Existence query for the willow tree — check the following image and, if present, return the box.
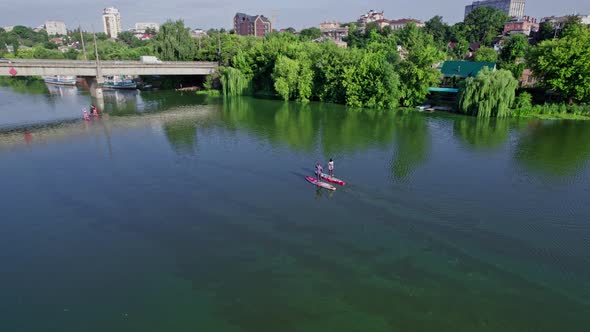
[220,67,250,96]
[458,68,518,118]
[153,20,195,61]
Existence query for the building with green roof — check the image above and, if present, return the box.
[440,61,496,79]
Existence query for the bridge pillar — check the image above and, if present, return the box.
[86,77,104,110]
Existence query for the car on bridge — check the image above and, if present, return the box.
[0,58,13,63]
[140,56,162,64]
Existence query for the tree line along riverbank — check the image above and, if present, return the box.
[2,8,589,119]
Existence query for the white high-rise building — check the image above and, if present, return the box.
[465,0,526,19]
[134,22,159,33]
[102,7,122,39]
[44,21,67,35]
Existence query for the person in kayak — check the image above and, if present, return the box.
[90,105,100,116]
[315,163,323,182]
[328,158,334,177]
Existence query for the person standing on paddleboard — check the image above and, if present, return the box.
[328,158,334,177]
[315,163,323,182]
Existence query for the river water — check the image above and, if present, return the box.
[1,82,589,331]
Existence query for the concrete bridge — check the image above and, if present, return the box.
[0,59,218,77]
[0,59,218,108]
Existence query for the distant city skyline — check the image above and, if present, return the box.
[1,0,589,32]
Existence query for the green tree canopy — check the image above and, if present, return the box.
[474,46,498,62]
[153,20,196,61]
[499,34,529,79]
[63,47,79,60]
[534,17,584,43]
[145,27,158,35]
[500,34,528,62]
[527,23,590,103]
[43,41,58,50]
[395,24,445,106]
[117,31,146,48]
[0,25,48,48]
[452,39,470,59]
[272,55,313,102]
[96,32,109,41]
[463,7,509,45]
[299,27,321,40]
[560,16,586,36]
[536,21,556,42]
[342,49,400,109]
[514,92,532,109]
[449,22,467,42]
[424,16,451,45]
[458,68,518,117]
[219,67,250,96]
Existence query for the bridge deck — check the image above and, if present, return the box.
[0,60,218,77]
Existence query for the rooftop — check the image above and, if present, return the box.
[441,61,496,78]
[235,13,271,23]
[389,18,423,25]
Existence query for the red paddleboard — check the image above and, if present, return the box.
[320,173,346,186]
[305,176,336,191]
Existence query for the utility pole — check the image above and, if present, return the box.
[92,31,103,84]
[271,9,279,31]
[553,22,561,39]
[79,26,87,60]
[90,27,104,109]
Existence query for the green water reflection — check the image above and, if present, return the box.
[392,111,430,180]
[0,77,49,95]
[102,93,590,179]
[515,120,590,176]
[453,117,510,151]
[163,120,198,154]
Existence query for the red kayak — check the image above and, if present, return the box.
[320,173,346,186]
[305,176,336,191]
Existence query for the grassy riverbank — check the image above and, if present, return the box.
[512,103,590,121]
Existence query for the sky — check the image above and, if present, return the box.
[1,0,589,32]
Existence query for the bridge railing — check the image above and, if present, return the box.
[4,59,97,65]
[2,59,218,67]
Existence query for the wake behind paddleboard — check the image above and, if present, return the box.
[305,176,336,191]
[320,173,346,186]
